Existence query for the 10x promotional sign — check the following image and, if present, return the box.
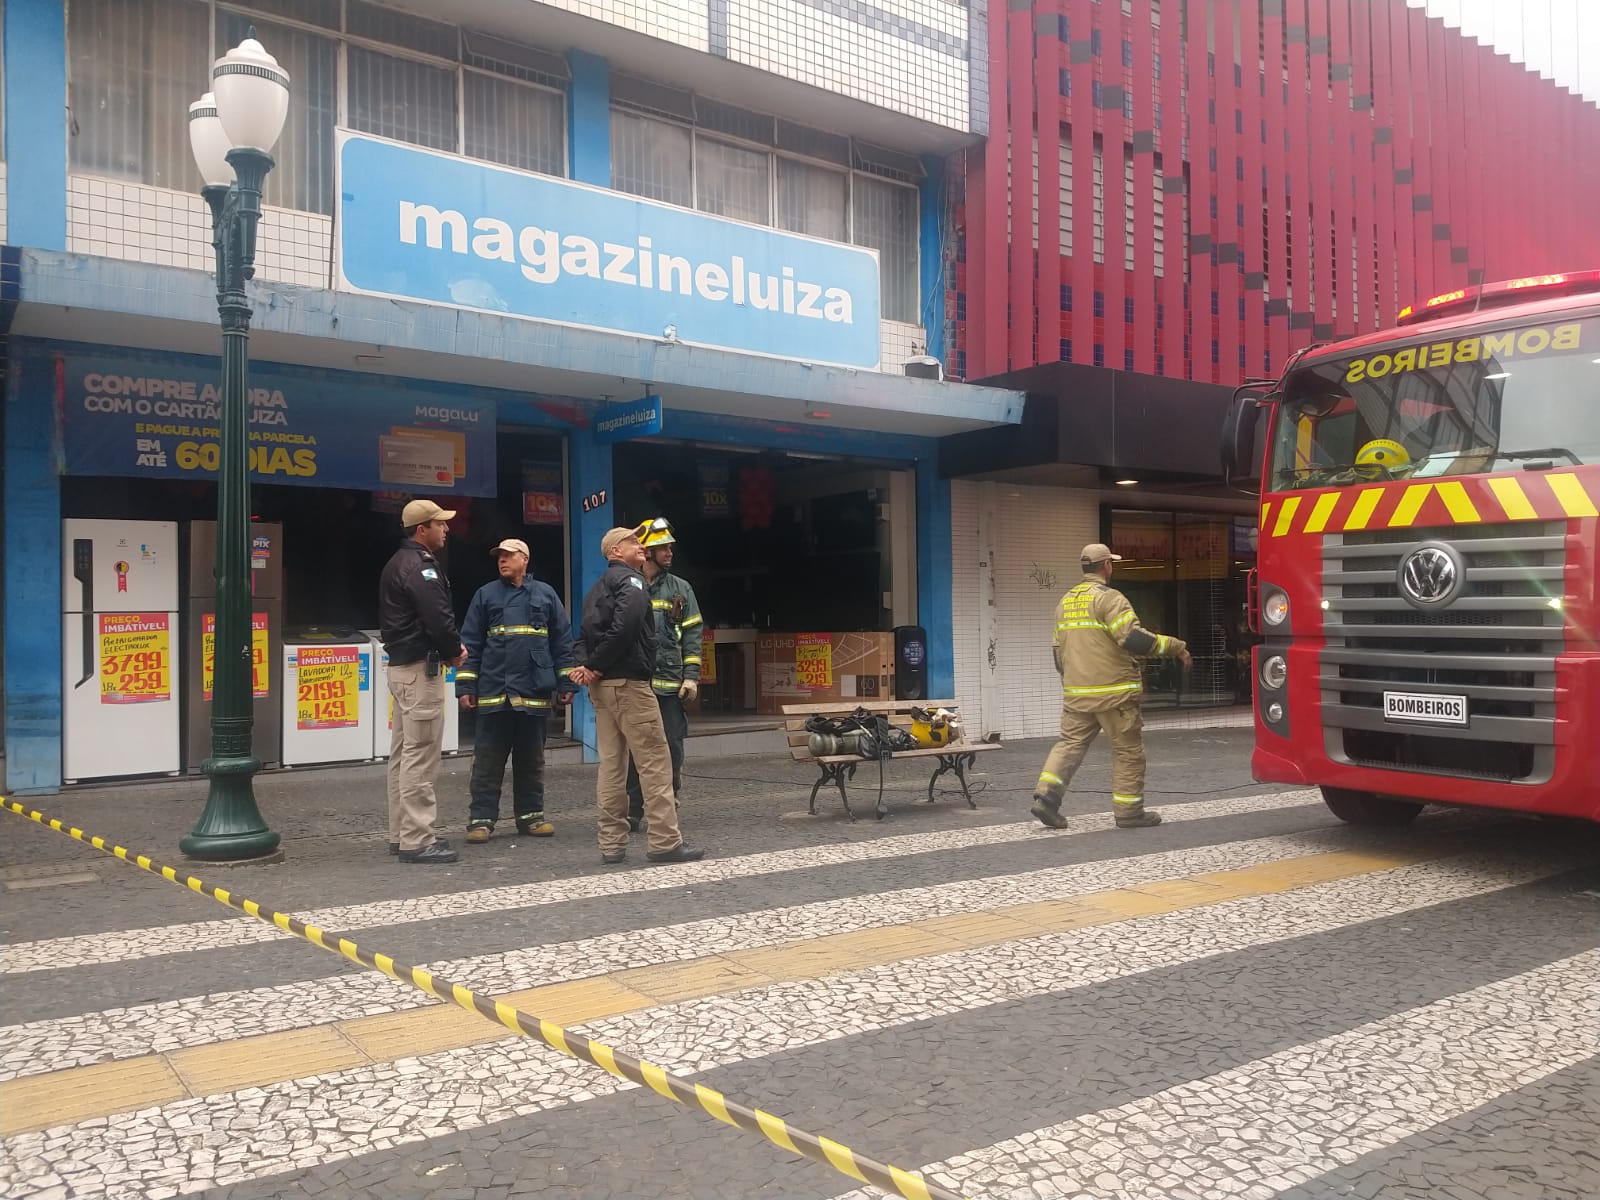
[335,131,883,369]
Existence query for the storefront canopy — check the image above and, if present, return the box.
[941,360,1240,487]
[5,248,1023,439]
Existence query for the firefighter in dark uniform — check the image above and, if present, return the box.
[379,499,467,864]
[624,517,703,832]
[1030,542,1192,831]
[570,525,707,866]
[456,538,578,843]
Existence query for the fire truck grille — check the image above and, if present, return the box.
[1318,520,1565,784]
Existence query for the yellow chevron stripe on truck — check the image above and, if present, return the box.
[1260,473,1599,536]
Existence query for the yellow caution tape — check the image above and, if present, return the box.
[0,797,960,1200]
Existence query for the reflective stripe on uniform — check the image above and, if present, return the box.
[1112,793,1144,806]
[651,599,674,611]
[679,614,703,629]
[1057,619,1108,632]
[1062,681,1143,696]
[455,670,478,682]
[1155,634,1169,654]
[682,656,701,666]
[1038,771,1063,787]
[651,678,682,692]
[475,694,552,710]
[487,624,549,638]
[1108,610,1135,631]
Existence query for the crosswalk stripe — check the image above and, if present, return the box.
[830,949,1600,1200]
[0,823,1394,1084]
[0,847,1577,1198]
[0,842,1433,1131]
[0,789,1319,976]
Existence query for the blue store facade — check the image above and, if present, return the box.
[1,0,1020,791]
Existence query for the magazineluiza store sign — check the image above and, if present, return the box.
[335,131,883,369]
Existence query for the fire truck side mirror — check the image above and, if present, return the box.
[1221,388,1269,492]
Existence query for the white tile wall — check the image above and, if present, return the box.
[951,479,1101,740]
[534,0,710,53]
[878,319,926,372]
[726,0,970,131]
[66,175,331,288]
[0,162,8,245]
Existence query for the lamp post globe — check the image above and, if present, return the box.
[179,31,289,862]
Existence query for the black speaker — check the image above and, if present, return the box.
[893,625,929,700]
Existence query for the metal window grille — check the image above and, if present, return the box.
[463,72,564,177]
[610,108,692,207]
[347,45,458,153]
[853,174,918,322]
[694,136,770,226]
[777,157,847,242]
[68,0,210,191]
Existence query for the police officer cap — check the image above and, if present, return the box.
[402,499,456,527]
[1081,542,1125,565]
[600,526,641,557]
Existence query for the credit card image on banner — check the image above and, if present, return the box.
[379,432,456,487]
[391,426,466,480]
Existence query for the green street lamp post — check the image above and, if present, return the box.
[180,32,291,861]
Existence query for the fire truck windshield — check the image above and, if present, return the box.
[1269,315,1600,490]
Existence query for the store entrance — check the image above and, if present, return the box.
[1104,508,1259,709]
[611,440,917,720]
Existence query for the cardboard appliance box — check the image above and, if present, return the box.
[756,632,895,715]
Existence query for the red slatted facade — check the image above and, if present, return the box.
[953,1,1600,389]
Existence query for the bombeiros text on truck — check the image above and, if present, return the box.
[1221,272,1600,825]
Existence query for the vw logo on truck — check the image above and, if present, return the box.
[1397,543,1465,609]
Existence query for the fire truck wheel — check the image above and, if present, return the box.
[1321,786,1424,827]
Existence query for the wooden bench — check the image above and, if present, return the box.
[782,699,1003,821]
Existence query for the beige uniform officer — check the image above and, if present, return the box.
[1031,542,1192,831]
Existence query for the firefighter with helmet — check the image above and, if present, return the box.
[1030,543,1193,831]
[624,517,704,832]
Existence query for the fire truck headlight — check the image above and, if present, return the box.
[1261,654,1288,691]
[1266,701,1285,723]
[1262,591,1290,626]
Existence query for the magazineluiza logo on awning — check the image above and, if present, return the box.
[399,202,859,326]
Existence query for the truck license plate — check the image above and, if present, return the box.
[1382,691,1468,726]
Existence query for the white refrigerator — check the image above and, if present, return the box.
[366,631,460,759]
[62,519,183,782]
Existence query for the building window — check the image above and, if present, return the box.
[68,0,210,192]
[69,0,568,217]
[464,71,565,177]
[695,137,771,227]
[612,101,920,323]
[610,109,693,207]
[853,174,919,322]
[777,158,847,242]
[348,45,458,153]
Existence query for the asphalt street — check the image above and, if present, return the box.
[1,726,1596,1200]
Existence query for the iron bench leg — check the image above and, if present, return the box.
[928,752,981,809]
[810,761,858,821]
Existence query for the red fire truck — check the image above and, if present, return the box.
[1221,272,1600,825]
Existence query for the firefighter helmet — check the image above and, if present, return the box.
[636,517,676,548]
[1354,438,1410,475]
[909,706,962,749]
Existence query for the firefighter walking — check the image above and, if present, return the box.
[1031,543,1192,830]
[624,517,703,832]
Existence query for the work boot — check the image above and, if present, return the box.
[1114,808,1163,829]
[517,814,555,837]
[1029,794,1069,829]
[601,850,627,865]
[465,823,493,844]
[388,841,399,855]
[645,843,706,864]
[399,840,459,864]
